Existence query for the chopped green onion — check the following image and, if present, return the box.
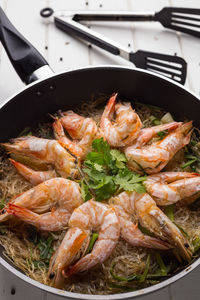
[193,236,200,254]
[18,126,32,137]
[155,253,167,276]
[185,154,198,160]
[132,160,147,175]
[181,159,197,169]
[37,234,54,260]
[139,254,151,283]
[0,198,6,210]
[86,233,98,254]
[157,130,167,140]
[164,204,175,222]
[163,205,189,237]
[149,116,161,126]
[26,226,38,244]
[138,224,155,237]
[191,165,197,172]
[190,140,197,146]
[110,263,137,282]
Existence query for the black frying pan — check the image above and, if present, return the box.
[0,6,200,300]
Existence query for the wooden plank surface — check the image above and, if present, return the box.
[0,0,200,299]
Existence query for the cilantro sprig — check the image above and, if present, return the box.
[80,138,146,202]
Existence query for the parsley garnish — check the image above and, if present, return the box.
[80,138,146,202]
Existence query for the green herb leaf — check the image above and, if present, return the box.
[110,149,127,169]
[91,138,115,169]
[82,138,146,201]
[114,168,146,193]
[81,180,93,202]
[85,152,105,166]
[94,178,116,202]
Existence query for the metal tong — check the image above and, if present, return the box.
[40,7,189,84]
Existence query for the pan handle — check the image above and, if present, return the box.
[0,7,53,84]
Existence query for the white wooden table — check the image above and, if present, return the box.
[0,0,200,299]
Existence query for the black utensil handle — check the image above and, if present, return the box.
[54,17,120,56]
[0,7,49,84]
[73,12,155,22]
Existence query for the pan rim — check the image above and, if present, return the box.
[0,65,199,110]
[0,64,200,299]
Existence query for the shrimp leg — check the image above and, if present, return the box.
[10,159,57,185]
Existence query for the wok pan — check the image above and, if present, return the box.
[0,6,200,300]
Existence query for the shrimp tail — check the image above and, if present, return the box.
[6,203,38,225]
[104,93,118,117]
[53,119,66,141]
[64,255,92,278]
[177,121,193,146]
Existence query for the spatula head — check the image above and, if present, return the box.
[155,7,200,38]
[130,50,187,85]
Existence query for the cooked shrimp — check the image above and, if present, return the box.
[3,178,83,231]
[1,136,78,179]
[125,121,193,174]
[133,192,192,261]
[144,172,200,205]
[49,199,120,288]
[100,93,142,147]
[53,111,97,159]
[111,192,171,250]
[10,159,57,185]
[133,122,181,148]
